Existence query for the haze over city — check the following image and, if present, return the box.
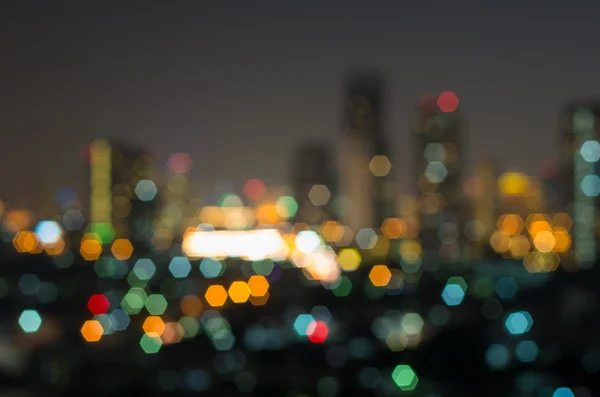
[3,1,600,201]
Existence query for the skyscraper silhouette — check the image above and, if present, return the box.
[338,71,393,233]
[413,92,468,268]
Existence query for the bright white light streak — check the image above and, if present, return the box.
[182,229,288,260]
[295,230,321,253]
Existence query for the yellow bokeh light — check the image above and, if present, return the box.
[508,235,531,258]
[498,172,529,196]
[205,285,228,307]
[228,281,251,303]
[552,228,571,253]
[523,251,560,273]
[381,218,406,239]
[81,320,104,342]
[80,234,103,261]
[111,238,133,260]
[337,248,361,271]
[497,214,524,235]
[490,231,510,253]
[143,316,166,337]
[247,275,269,297]
[533,230,556,253]
[369,265,392,287]
[369,155,392,177]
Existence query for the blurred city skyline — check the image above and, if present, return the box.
[3,1,600,201]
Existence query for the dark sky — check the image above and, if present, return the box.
[2,1,600,203]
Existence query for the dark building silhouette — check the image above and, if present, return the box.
[413,92,469,268]
[292,143,336,225]
[338,71,394,232]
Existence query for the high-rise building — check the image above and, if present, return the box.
[88,138,159,249]
[338,71,394,233]
[559,102,600,268]
[292,143,335,225]
[413,92,467,267]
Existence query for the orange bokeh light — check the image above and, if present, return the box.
[228,281,251,303]
[381,218,406,239]
[143,316,166,337]
[205,285,228,307]
[111,238,133,260]
[247,275,269,297]
[81,320,104,342]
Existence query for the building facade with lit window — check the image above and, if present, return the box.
[88,138,159,250]
[413,92,469,267]
[559,102,600,268]
[338,71,394,233]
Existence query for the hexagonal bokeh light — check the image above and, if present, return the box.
[34,220,62,245]
[133,258,156,281]
[437,91,459,113]
[134,179,158,201]
[200,258,225,279]
[424,162,448,183]
[505,311,533,335]
[369,155,391,177]
[485,343,510,370]
[293,314,315,337]
[307,320,329,343]
[515,340,539,362]
[308,184,331,206]
[391,364,418,391]
[441,283,465,306]
[18,309,42,333]
[355,228,378,250]
[580,140,600,163]
[169,256,192,278]
[553,388,575,397]
[581,174,600,197]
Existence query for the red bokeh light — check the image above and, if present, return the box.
[87,294,110,315]
[437,91,459,113]
[167,153,192,174]
[243,179,266,201]
[307,320,328,343]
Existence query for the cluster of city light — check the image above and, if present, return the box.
[371,310,425,351]
[12,220,65,256]
[490,212,572,272]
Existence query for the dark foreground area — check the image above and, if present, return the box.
[1,250,599,397]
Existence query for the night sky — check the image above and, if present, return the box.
[2,1,600,204]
